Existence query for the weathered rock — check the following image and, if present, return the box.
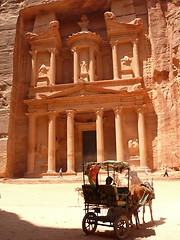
[0,0,179,178]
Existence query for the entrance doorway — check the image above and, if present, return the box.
[82,130,97,164]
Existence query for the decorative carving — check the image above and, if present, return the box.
[35,143,48,157]
[113,106,123,116]
[104,11,115,20]
[80,60,89,82]
[121,55,133,78]
[80,61,88,74]
[129,18,143,27]
[121,55,132,70]
[95,108,104,117]
[130,83,142,92]
[128,138,139,158]
[38,64,49,78]
[78,15,89,32]
[37,61,50,86]
[66,109,76,118]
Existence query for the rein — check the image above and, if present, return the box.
[139,189,149,206]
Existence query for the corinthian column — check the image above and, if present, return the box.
[133,39,140,78]
[47,112,56,173]
[111,41,119,79]
[136,106,148,168]
[26,113,36,174]
[30,50,37,87]
[49,48,57,85]
[114,106,124,162]
[66,110,76,173]
[89,48,95,82]
[95,108,104,163]
[72,47,79,83]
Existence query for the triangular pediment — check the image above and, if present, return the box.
[39,83,125,99]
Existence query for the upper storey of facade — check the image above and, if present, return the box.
[21,0,152,101]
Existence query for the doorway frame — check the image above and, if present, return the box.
[75,122,96,170]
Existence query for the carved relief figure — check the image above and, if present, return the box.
[121,55,132,70]
[80,60,89,82]
[35,143,48,157]
[128,138,139,158]
[38,64,48,78]
[78,15,89,32]
[80,61,88,74]
[121,55,133,78]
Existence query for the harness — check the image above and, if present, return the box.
[139,189,149,206]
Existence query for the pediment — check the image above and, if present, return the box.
[39,83,124,99]
[104,11,143,37]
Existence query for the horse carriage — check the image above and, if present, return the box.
[81,160,140,239]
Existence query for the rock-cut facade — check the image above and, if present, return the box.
[0,0,179,177]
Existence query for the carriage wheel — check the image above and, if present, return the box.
[114,215,129,239]
[82,212,97,235]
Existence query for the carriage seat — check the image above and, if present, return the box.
[82,184,129,207]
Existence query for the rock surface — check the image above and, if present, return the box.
[0,0,179,177]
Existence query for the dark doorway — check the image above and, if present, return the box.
[82,130,97,164]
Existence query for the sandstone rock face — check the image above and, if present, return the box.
[0,0,179,177]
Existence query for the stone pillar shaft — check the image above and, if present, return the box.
[30,50,37,87]
[66,110,76,172]
[133,39,140,78]
[95,108,104,163]
[89,48,95,82]
[47,112,56,173]
[73,48,79,83]
[114,107,124,162]
[112,42,119,79]
[27,113,36,174]
[137,106,148,167]
[49,48,56,85]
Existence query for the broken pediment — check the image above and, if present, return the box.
[26,20,62,49]
[39,83,127,99]
[104,11,143,40]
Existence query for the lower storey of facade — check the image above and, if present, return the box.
[25,105,157,177]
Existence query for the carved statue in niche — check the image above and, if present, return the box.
[35,143,48,157]
[37,60,50,85]
[121,55,132,70]
[38,64,48,77]
[121,55,133,78]
[128,138,139,158]
[80,60,88,73]
[80,60,89,82]
[78,15,89,32]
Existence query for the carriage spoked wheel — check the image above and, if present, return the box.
[82,212,97,235]
[114,215,129,239]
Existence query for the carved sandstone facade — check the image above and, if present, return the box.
[0,0,179,177]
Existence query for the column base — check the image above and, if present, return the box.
[44,170,57,176]
[66,170,77,175]
[24,172,35,177]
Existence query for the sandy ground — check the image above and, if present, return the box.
[0,178,180,240]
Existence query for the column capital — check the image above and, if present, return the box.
[30,50,38,57]
[48,111,57,118]
[113,106,124,115]
[94,108,104,117]
[66,109,76,118]
[110,40,118,47]
[132,38,139,45]
[135,105,146,114]
[48,48,58,55]
[72,47,78,53]
[25,112,36,117]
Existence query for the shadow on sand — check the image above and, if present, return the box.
[0,210,166,240]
